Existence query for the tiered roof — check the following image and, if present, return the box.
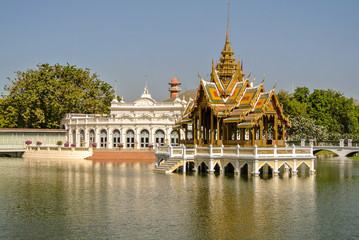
[177,8,290,129]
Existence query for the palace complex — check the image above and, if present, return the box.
[61,83,192,149]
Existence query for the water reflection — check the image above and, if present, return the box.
[0,157,358,239]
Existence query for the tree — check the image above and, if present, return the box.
[278,87,359,139]
[1,63,115,129]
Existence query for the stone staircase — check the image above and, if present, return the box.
[153,158,184,174]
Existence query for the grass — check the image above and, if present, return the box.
[315,150,337,157]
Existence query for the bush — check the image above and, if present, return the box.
[25,140,32,145]
[148,144,154,149]
[92,143,97,147]
[64,142,70,147]
[118,143,123,148]
[70,143,76,148]
[36,141,42,146]
[57,141,63,146]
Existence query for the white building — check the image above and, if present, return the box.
[61,84,191,149]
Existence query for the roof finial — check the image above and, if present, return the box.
[226,2,230,44]
[144,75,149,94]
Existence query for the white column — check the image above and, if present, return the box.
[95,128,99,147]
[310,158,316,174]
[75,127,79,146]
[273,160,279,176]
[166,126,170,146]
[67,127,71,144]
[121,128,125,148]
[84,127,88,147]
[108,127,112,149]
[252,160,260,176]
[135,127,139,149]
[150,127,154,145]
[208,159,214,172]
[292,159,298,175]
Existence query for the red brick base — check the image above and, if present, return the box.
[86,149,155,163]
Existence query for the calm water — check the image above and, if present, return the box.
[0,157,358,240]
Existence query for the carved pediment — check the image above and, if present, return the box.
[134,98,155,106]
[264,99,276,113]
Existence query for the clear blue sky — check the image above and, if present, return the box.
[1,0,358,101]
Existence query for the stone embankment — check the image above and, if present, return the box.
[23,146,93,160]
[86,149,155,163]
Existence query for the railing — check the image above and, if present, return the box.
[287,139,358,147]
[156,144,313,159]
[26,146,92,152]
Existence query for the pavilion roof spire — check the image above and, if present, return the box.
[216,2,237,87]
[226,2,230,45]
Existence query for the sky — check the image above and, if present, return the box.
[0,0,358,102]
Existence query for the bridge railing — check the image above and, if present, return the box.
[156,144,314,159]
[287,139,357,147]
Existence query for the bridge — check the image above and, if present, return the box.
[0,146,25,157]
[287,139,359,157]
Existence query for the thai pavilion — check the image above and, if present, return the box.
[176,35,290,148]
[154,13,316,176]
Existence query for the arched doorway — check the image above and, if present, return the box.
[126,130,135,149]
[170,130,179,146]
[155,129,165,146]
[80,130,85,147]
[89,129,95,146]
[72,130,76,144]
[100,130,107,148]
[140,129,149,148]
[224,162,235,174]
[113,130,120,148]
[198,162,208,173]
[214,163,221,173]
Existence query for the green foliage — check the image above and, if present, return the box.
[0,63,115,128]
[278,87,359,139]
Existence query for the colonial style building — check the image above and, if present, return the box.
[61,81,190,149]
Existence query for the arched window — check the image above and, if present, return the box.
[89,130,95,145]
[126,130,135,149]
[155,129,165,146]
[100,130,107,148]
[113,130,121,148]
[170,130,179,146]
[140,129,149,148]
[72,130,76,144]
[80,130,85,147]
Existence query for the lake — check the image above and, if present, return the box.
[0,157,358,239]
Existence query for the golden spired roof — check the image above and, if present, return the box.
[216,3,237,87]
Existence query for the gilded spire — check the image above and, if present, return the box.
[216,2,237,87]
[226,2,230,45]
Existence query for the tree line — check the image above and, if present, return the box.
[0,63,114,129]
[277,87,359,141]
[1,63,358,142]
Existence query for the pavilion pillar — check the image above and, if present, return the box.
[259,122,264,146]
[264,117,268,145]
[217,117,220,146]
[274,116,278,145]
[282,124,286,142]
[251,128,255,146]
[185,125,188,145]
[193,116,197,145]
[211,111,214,145]
[199,107,202,146]
[177,129,181,146]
